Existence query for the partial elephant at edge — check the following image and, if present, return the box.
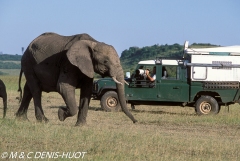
[0,79,7,118]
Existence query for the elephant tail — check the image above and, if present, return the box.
[18,69,23,103]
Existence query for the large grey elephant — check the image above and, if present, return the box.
[0,79,7,118]
[16,32,137,126]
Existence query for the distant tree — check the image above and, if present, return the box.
[0,61,21,69]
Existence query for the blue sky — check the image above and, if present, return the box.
[0,0,239,56]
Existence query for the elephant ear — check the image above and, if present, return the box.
[66,40,96,78]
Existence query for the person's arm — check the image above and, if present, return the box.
[146,74,155,81]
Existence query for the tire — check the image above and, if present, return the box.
[195,95,220,115]
[100,91,121,112]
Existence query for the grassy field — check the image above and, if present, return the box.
[0,75,240,160]
[0,69,21,76]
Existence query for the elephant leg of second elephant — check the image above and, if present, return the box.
[75,78,93,126]
[16,83,32,120]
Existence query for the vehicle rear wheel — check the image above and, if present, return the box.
[195,95,220,115]
[100,91,121,112]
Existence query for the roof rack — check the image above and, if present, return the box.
[155,57,184,64]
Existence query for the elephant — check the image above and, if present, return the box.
[16,32,137,126]
[0,79,7,118]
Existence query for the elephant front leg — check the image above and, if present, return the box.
[58,84,78,121]
[75,78,93,126]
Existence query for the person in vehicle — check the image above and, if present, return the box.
[146,66,156,81]
[162,66,168,79]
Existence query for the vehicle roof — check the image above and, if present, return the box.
[138,59,179,65]
[138,60,155,65]
[185,46,240,55]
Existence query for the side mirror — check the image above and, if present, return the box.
[126,72,131,78]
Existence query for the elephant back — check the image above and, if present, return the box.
[28,32,97,64]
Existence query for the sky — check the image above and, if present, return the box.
[0,0,239,56]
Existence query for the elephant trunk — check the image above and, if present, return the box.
[115,73,137,123]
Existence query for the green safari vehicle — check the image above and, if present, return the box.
[92,43,240,115]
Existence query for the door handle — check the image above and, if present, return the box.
[173,87,179,89]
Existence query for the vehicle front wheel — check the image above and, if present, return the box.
[100,91,121,112]
[195,95,220,115]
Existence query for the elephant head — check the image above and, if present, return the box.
[66,40,137,123]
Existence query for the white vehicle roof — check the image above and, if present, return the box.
[138,60,155,65]
[184,41,240,55]
[138,59,179,65]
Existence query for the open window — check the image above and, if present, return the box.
[132,65,156,88]
[161,66,180,80]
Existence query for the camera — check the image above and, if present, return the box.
[136,69,146,75]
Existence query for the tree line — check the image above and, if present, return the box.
[0,54,21,69]
[0,54,22,61]
[120,43,219,73]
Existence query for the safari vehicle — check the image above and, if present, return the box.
[92,41,240,115]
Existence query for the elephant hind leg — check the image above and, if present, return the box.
[16,83,32,121]
[17,79,48,122]
[31,88,48,122]
[33,91,49,122]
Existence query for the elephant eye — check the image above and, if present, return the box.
[104,60,108,64]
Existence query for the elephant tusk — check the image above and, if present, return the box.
[112,77,123,85]
[124,80,129,85]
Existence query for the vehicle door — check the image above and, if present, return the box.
[126,65,159,100]
[158,65,189,102]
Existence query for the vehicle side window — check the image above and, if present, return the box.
[162,66,180,80]
[133,65,156,88]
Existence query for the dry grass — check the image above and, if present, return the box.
[0,69,21,76]
[1,75,240,160]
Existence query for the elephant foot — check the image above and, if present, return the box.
[75,117,87,126]
[36,115,49,123]
[15,112,29,121]
[58,108,67,121]
[75,121,87,127]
